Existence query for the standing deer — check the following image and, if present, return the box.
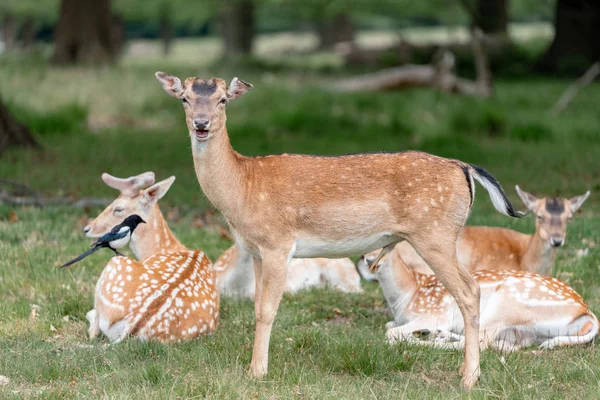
[359,249,599,351]
[154,72,525,387]
[357,186,590,281]
[84,172,219,342]
[215,243,362,298]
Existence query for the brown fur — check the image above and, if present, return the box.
[392,187,590,276]
[155,72,524,388]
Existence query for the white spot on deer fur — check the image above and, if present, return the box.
[437,185,442,192]
[433,221,439,227]
[424,206,429,212]
[539,285,549,292]
[430,199,438,207]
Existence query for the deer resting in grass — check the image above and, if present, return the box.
[357,186,590,280]
[215,243,362,298]
[359,249,599,351]
[84,172,219,342]
[154,72,525,388]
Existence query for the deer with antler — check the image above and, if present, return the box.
[359,249,599,350]
[83,172,219,342]
[357,186,590,281]
[214,243,362,298]
[154,72,526,387]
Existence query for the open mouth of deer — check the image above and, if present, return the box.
[195,129,209,140]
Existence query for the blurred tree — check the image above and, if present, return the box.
[0,0,58,48]
[316,12,354,50]
[52,0,117,64]
[1,13,17,51]
[0,98,38,156]
[218,0,255,58]
[20,17,36,48]
[459,0,507,34]
[158,2,174,55]
[538,0,600,73]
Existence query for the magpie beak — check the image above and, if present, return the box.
[60,214,145,268]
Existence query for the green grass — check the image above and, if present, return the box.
[1,38,600,398]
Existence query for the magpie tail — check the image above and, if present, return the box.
[60,245,103,268]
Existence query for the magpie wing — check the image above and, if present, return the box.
[92,226,130,246]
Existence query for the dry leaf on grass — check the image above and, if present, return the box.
[0,375,9,386]
[9,210,18,223]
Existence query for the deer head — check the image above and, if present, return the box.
[154,72,252,142]
[516,185,590,248]
[84,172,175,239]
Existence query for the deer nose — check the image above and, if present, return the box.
[550,236,564,247]
[193,117,210,130]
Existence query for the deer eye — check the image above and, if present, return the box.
[219,97,227,105]
[114,207,124,214]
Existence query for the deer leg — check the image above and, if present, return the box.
[249,249,290,378]
[410,237,481,389]
[86,309,100,340]
[253,256,263,317]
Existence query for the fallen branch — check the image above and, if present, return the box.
[0,179,110,208]
[0,192,111,208]
[551,61,600,116]
[332,29,492,98]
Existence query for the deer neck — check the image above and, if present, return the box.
[130,204,187,260]
[521,230,556,275]
[191,127,246,223]
[377,252,419,325]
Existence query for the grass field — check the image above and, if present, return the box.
[1,33,600,398]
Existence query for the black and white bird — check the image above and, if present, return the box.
[60,214,145,268]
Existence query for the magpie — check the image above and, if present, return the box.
[60,214,145,268]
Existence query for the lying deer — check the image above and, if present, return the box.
[84,172,219,342]
[359,249,599,351]
[155,72,525,387]
[357,186,590,281]
[214,244,362,298]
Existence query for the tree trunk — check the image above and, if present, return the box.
[52,0,116,64]
[159,14,173,55]
[20,17,36,49]
[538,0,600,73]
[316,12,355,50]
[2,13,17,51]
[0,99,39,157]
[218,0,254,58]
[476,0,507,34]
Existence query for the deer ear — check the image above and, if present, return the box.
[155,72,184,98]
[515,185,538,211]
[227,77,253,100]
[569,191,590,213]
[141,176,176,206]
